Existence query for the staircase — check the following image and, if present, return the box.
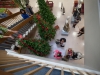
[0,12,37,50]
[0,50,99,75]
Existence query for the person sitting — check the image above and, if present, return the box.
[20,9,29,19]
[0,26,17,39]
[67,48,77,59]
[62,55,70,61]
[67,48,73,57]
[54,50,62,60]
[77,27,84,37]
[56,38,66,47]
[67,48,83,60]
[60,38,66,47]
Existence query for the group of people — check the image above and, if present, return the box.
[54,48,83,61]
[72,4,84,37]
[20,4,34,20]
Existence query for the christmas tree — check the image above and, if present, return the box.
[33,15,56,41]
[18,38,50,56]
[37,0,56,25]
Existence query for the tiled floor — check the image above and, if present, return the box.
[9,0,84,65]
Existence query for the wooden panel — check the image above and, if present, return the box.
[6,62,40,73]
[5,9,13,16]
[0,70,13,75]
[0,50,7,54]
[0,59,28,64]
[77,70,84,75]
[86,72,96,75]
[0,58,23,61]
[45,66,55,75]
[69,69,75,75]
[0,56,18,58]
[0,61,33,69]
[27,25,37,38]
[0,55,18,58]
[61,68,64,75]
[24,64,47,75]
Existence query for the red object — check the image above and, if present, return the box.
[68,50,73,56]
[54,25,59,30]
[54,50,62,60]
[46,0,53,11]
[18,34,23,39]
[36,14,41,20]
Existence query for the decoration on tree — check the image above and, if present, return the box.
[18,34,23,39]
[37,0,56,25]
[33,15,56,41]
[18,38,50,56]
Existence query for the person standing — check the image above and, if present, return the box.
[77,27,84,37]
[77,1,82,13]
[25,4,34,16]
[20,9,29,19]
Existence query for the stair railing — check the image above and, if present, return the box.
[0,12,23,28]
[0,50,98,75]
[0,15,33,43]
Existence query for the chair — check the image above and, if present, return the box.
[46,0,53,10]
[54,25,59,30]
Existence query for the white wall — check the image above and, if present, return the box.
[84,0,100,71]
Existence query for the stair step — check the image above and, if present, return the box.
[13,65,40,75]
[0,43,12,49]
[0,46,11,50]
[0,61,33,69]
[0,60,28,64]
[0,70,13,75]
[33,66,50,75]
[8,19,23,29]
[3,63,32,71]
[50,69,61,75]
[4,41,15,44]
[0,43,12,47]
[6,62,40,73]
